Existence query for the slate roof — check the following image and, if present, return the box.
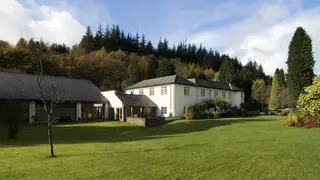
[125,75,198,89]
[0,72,108,102]
[188,78,243,91]
[115,92,157,107]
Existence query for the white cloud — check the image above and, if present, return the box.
[0,0,85,46]
[178,0,320,75]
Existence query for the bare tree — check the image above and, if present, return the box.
[27,42,68,157]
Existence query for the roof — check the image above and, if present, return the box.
[188,78,243,91]
[0,71,108,102]
[125,75,197,89]
[115,92,157,107]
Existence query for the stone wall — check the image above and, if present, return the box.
[126,116,165,127]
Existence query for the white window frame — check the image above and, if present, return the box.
[149,88,154,96]
[222,91,226,98]
[139,89,144,95]
[184,87,190,96]
[208,89,212,97]
[161,86,167,95]
[201,89,205,97]
[161,107,167,115]
[228,92,232,99]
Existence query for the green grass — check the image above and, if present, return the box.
[1,116,320,180]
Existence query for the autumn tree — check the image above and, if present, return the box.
[251,79,268,108]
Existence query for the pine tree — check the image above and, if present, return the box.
[145,41,154,55]
[16,38,28,49]
[93,24,104,50]
[127,54,141,86]
[269,69,282,110]
[80,26,94,53]
[286,27,315,100]
[218,58,235,83]
[140,34,147,55]
[146,55,158,79]
[156,58,175,77]
[278,69,286,87]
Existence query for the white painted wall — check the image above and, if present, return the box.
[125,84,244,118]
[125,85,172,117]
[173,84,197,117]
[102,90,123,120]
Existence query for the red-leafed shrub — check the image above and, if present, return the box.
[304,120,318,128]
[285,111,320,128]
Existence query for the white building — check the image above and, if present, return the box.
[123,75,244,118]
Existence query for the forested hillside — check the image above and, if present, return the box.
[0,24,272,105]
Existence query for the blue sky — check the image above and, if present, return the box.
[3,0,320,75]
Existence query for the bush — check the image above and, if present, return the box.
[213,112,220,119]
[184,112,194,120]
[284,112,299,126]
[285,111,320,128]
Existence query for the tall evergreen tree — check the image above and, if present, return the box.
[16,38,28,49]
[286,27,315,100]
[218,58,235,83]
[145,41,154,55]
[146,55,158,79]
[278,69,286,87]
[269,69,282,110]
[140,34,147,55]
[93,24,104,50]
[127,54,141,86]
[156,58,175,77]
[80,26,94,53]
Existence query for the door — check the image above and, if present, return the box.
[116,108,123,121]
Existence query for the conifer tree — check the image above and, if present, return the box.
[269,69,281,110]
[286,27,315,100]
[80,26,94,53]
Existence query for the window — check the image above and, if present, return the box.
[229,92,232,99]
[241,92,244,100]
[208,89,212,97]
[184,87,190,96]
[139,89,144,95]
[149,88,154,96]
[161,86,167,95]
[214,90,219,97]
[130,90,134,94]
[222,91,226,98]
[161,107,167,115]
[201,89,205,97]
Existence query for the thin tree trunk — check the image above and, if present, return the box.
[48,115,54,157]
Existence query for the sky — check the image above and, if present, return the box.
[1,0,320,75]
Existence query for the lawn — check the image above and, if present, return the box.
[1,116,320,180]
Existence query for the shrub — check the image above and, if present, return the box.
[184,112,194,120]
[214,98,231,113]
[298,76,320,116]
[213,112,220,119]
[285,111,320,128]
[284,112,298,126]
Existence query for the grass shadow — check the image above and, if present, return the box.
[0,116,278,147]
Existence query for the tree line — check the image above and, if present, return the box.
[251,27,316,110]
[1,24,274,107]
